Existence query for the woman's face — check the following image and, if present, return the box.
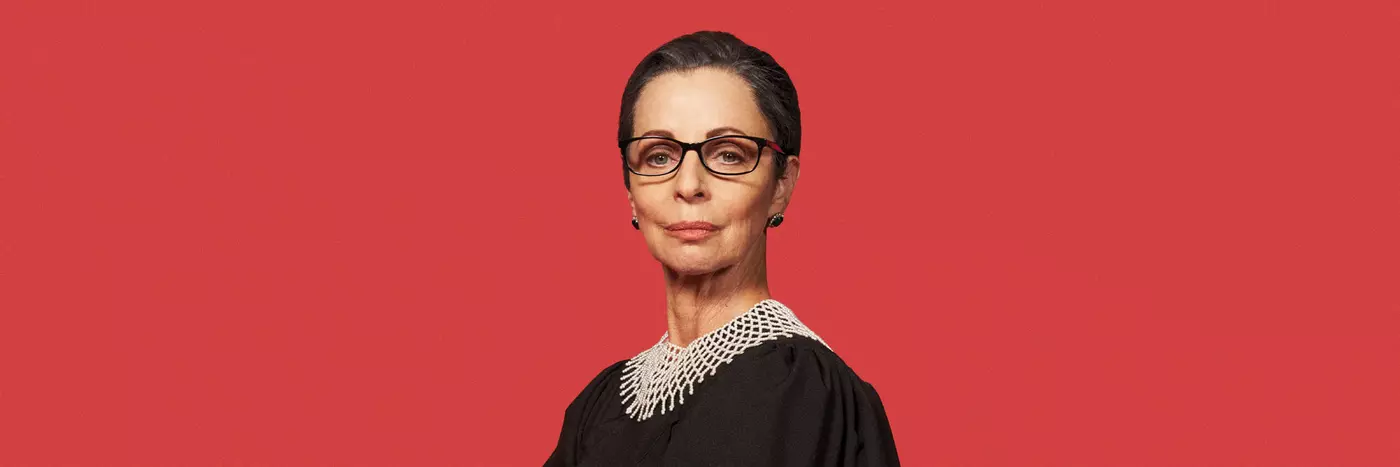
[627,67,799,276]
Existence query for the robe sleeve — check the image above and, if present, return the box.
[543,359,628,467]
[661,338,902,466]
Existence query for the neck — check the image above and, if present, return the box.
[661,242,771,348]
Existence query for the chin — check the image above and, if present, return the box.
[658,248,734,276]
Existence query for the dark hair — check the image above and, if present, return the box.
[617,31,801,189]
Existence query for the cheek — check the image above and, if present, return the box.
[630,189,666,220]
[711,197,771,249]
[716,187,771,223]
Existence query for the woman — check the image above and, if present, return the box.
[544,31,900,466]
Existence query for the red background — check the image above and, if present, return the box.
[2,0,1397,465]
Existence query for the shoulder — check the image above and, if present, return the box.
[779,334,850,373]
[566,358,628,408]
[555,357,630,429]
[676,335,902,465]
[557,359,629,429]
[545,359,631,466]
[589,358,630,387]
[732,334,873,390]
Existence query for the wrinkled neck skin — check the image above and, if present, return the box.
[662,237,771,348]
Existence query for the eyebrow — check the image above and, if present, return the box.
[639,126,751,139]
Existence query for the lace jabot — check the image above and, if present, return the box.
[618,299,831,422]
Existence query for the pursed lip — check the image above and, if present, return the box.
[663,221,720,241]
[664,221,719,231]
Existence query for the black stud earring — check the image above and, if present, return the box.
[768,213,785,228]
[632,217,640,230]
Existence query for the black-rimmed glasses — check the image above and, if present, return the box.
[618,135,790,177]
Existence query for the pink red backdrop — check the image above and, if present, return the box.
[2,0,1396,465]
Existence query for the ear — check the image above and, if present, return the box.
[627,189,637,219]
[769,155,800,217]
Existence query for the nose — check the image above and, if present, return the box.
[673,147,708,202]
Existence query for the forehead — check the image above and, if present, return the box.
[632,67,770,140]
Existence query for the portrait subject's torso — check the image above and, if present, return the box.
[544,300,899,466]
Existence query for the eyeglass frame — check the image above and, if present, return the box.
[617,134,794,177]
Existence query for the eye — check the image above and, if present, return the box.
[646,153,673,167]
[718,151,744,164]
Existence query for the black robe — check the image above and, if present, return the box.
[544,335,900,466]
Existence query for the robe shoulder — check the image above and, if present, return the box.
[661,335,902,466]
[543,358,628,467]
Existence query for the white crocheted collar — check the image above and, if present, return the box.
[618,299,831,422]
